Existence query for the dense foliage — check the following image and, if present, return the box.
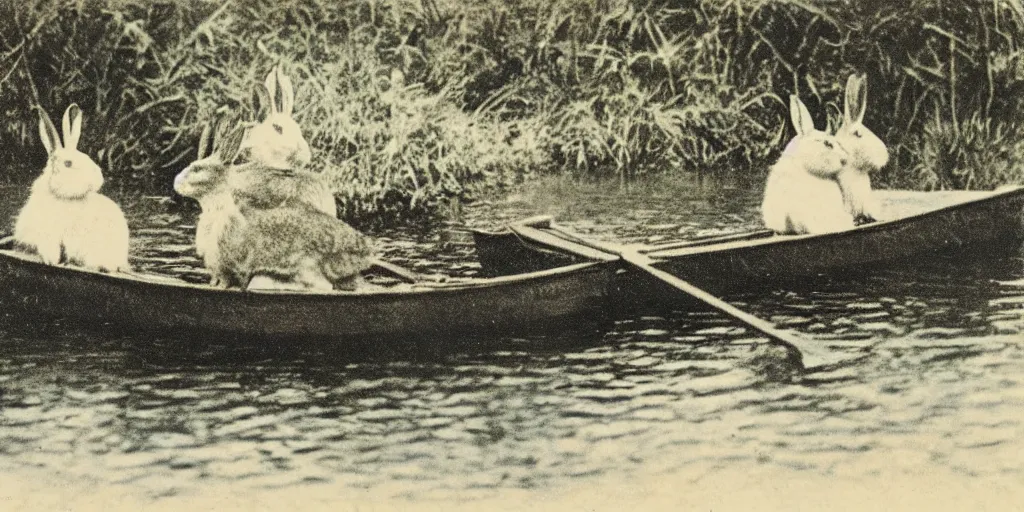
[2,0,1024,222]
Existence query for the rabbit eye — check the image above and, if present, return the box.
[854,130,863,138]
[63,160,72,168]
[272,123,283,134]
[823,141,834,149]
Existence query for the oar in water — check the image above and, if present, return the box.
[510,217,865,371]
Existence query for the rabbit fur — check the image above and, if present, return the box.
[13,104,130,272]
[174,122,372,291]
[232,65,335,217]
[833,73,890,224]
[761,95,854,235]
[238,65,313,170]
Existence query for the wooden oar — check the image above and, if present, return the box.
[370,258,429,284]
[511,217,864,371]
[513,216,775,255]
[639,228,775,254]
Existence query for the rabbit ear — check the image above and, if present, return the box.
[253,83,272,121]
[218,124,247,163]
[844,74,867,124]
[36,106,62,154]
[825,103,840,135]
[277,69,295,115]
[209,116,229,154]
[197,123,214,160]
[61,104,83,149]
[264,67,282,115]
[789,94,814,136]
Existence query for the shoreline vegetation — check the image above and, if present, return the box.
[2,0,1024,225]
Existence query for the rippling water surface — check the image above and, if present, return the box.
[1,176,1022,509]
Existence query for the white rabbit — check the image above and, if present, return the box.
[238,65,313,170]
[13,104,130,272]
[834,73,890,223]
[762,94,854,235]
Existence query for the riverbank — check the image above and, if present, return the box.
[3,0,1024,223]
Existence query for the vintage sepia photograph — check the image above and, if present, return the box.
[0,0,1022,510]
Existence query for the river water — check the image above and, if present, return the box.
[0,175,1022,510]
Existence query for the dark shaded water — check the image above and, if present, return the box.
[1,176,1022,508]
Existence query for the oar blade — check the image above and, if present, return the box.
[516,220,863,374]
[630,253,863,371]
[791,341,871,371]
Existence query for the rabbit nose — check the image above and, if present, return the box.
[292,144,312,167]
[173,170,188,188]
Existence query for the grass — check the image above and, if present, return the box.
[907,111,1024,191]
[2,0,1024,224]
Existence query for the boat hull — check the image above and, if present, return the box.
[0,252,617,341]
[655,188,1024,290]
[473,187,1024,292]
[473,230,598,276]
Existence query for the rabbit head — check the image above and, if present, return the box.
[781,94,849,178]
[174,121,247,201]
[240,65,312,169]
[834,73,889,172]
[37,104,104,200]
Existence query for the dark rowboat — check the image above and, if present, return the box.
[4,186,1019,343]
[0,248,617,340]
[473,186,1024,293]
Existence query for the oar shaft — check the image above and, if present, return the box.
[514,216,775,255]
[370,258,423,284]
[512,221,855,370]
[622,251,800,346]
[543,226,799,343]
[640,229,775,254]
[627,252,857,370]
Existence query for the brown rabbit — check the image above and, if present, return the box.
[230,161,336,217]
[228,204,372,291]
[173,121,372,291]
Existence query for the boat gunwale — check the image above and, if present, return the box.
[0,248,613,299]
[646,185,1024,259]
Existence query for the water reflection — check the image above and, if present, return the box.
[1,176,1022,505]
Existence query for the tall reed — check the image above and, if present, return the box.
[1,0,1023,222]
